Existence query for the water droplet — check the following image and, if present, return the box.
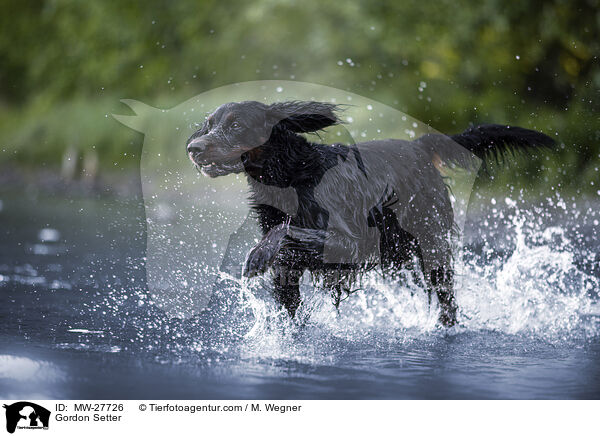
[38,228,60,242]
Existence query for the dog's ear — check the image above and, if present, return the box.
[268,101,341,133]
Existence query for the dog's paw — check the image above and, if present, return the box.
[438,306,458,327]
[242,225,288,278]
[242,241,279,278]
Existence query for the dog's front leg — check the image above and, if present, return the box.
[271,263,303,317]
[243,225,289,278]
[243,224,358,318]
[243,224,358,278]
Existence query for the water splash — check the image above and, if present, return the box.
[459,220,596,338]
[74,193,599,363]
[227,193,600,360]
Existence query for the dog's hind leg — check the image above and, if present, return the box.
[429,266,457,327]
[394,188,457,326]
[420,240,457,327]
[379,212,456,326]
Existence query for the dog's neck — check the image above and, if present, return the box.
[243,130,314,187]
[243,129,351,226]
[242,130,312,221]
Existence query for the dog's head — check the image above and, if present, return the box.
[186,100,341,177]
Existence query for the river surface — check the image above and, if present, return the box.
[1,186,599,399]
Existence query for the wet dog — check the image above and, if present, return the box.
[186,101,554,326]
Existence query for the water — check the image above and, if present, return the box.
[1,187,599,399]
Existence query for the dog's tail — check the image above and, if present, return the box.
[419,124,556,169]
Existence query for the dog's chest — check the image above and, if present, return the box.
[248,179,299,219]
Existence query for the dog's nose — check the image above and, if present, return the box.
[187,138,207,153]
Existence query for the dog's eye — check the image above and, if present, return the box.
[231,121,241,129]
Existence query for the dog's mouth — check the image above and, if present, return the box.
[200,161,244,177]
[190,155,244,178]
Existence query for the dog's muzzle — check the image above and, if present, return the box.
[187,137,208,154]
[186,139,245,177]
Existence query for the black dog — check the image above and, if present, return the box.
[186,101,554,326]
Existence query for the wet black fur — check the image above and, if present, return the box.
[187,100,555,326]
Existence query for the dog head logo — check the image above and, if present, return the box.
[3,402,50,434]
[113,80,480,319]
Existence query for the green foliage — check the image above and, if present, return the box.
[0,0,598,193]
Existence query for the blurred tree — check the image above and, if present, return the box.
[0,0,598,192]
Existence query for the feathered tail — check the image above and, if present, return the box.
[418,124,556,169]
